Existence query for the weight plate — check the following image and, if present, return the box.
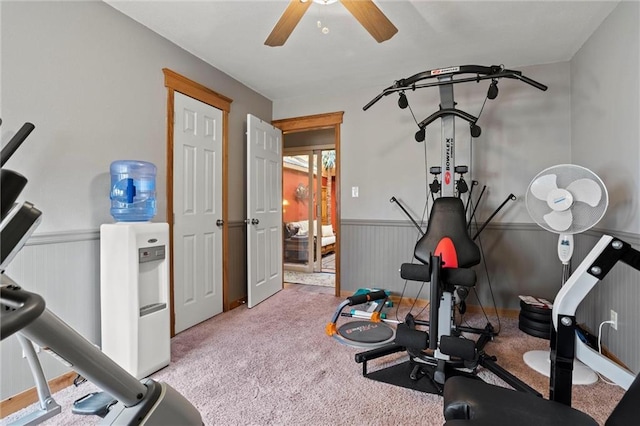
[518,322,551,340]
[519,309,552,322]
[520,299,553,315]
[519,315,552,332]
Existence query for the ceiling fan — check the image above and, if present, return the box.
[265,0,398,47]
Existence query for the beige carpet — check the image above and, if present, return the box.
[2,288,625,425]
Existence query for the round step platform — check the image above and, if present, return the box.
[337,320,395,345]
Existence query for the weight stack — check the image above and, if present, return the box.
[518,296,552,340]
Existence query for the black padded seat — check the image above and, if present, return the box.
[400,263,476,287]
[443,376,597,425]
[441,268,476,288]
[443,374,639,426]
[605,370,639,426]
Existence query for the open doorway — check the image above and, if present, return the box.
[272,112,342,296]
[282,149,336,288]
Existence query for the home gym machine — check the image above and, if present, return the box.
[0,120,203,424]
[353,65,548,395]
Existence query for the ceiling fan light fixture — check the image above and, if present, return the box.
[317,20,330,34]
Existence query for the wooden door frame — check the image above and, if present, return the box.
[272,112,343,297]
[163,68,232,336]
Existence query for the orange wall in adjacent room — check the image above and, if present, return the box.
[283,168,335,229]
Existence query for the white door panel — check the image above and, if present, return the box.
[174,92,223,333]
[247,114,282,308]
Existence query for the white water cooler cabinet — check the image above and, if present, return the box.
[100,222,170,379]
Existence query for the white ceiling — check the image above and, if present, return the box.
[104,1,619,101]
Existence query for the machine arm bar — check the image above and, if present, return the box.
[390,196,424,235]
[1,122,35,167]
[416,108,478,130]
[621,245,640,271]
[472,193,516,241]
[347,289,387,306]
[364,65,548,110]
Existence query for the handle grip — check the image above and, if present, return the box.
[1,123,35,167]
[347,289,387,306]
[1,284,46,340]
[517,74,548,91]
[400,263,431,282]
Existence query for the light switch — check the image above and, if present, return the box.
[352,186,359,198]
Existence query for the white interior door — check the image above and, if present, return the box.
[173,91,223,333]
[247,114,282,308]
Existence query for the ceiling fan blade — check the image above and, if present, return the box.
[544,210,573,232]
[340,0,398,43]
[530,173,558,201]
[566,178,602,207]
[265,0,312,47]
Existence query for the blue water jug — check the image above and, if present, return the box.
[110,160,157,222]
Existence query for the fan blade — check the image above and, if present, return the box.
[530,174,558,201]
[265,0,312,47]
[566,178,602,207]
[544,210,573,232]
[340,0,398,43]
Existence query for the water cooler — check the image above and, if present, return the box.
[100,222,170,379]
[100,160,169,379]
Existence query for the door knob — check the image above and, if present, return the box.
[251,218,259,225]
[216,219,224,227]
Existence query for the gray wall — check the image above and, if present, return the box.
[571,1,640,375]
[1,1,271,399]
[571,1,639,235]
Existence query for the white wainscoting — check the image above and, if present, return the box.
[1,230,100,400]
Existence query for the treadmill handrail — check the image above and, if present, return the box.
[363,65,548,110]
[1,281,46,340]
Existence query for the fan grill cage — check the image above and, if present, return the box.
[525,164,608,235]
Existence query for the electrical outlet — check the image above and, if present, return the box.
[610,309,618,330]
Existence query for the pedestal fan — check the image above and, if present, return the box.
[523,164,608,384]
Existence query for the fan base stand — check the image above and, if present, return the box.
[523,350,598,385]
